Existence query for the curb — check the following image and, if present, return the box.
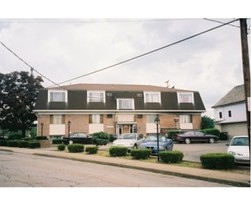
[34,152,250,187]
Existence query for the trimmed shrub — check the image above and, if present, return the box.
[200,128,220,137]
[91,132,109,146]
[52,139,64,144]
[35,136,48,140]
[28,141,41,149]
[109,146,128,157]
[0,139,8,146]
[200,153,235,170]
[17,140,30,148]
[7,140,19,147]
[8,134,23,140]
[57,144,66,151]
[219,132,229,140]
[68,144,84,153]
[85,146,98,154]
[130,149,151,159]
[159,150,184,163]
[108,134,117,142]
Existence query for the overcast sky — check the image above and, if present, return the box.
[0,18,249,117]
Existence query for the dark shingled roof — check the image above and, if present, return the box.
[48,83,194,92]
[212,84,245,108]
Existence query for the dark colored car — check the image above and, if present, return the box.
[139,135,173,155]
[174,131,219,144]
[63,132,92,145]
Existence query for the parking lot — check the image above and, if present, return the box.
[173,140,231,162]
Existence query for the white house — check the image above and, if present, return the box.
[212,84,247,137]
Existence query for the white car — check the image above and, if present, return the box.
[112,133,145,150]
[227,135,250,164]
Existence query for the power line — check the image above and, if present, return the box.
[0,41,67,90]
[55,18,239,86]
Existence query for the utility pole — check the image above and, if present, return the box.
[239,18,250,152]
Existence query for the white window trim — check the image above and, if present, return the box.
[144,91,161,103]
[87,90,106,103]
[48,90,68,103]
[117,98,135,110]
[177,92,194,104]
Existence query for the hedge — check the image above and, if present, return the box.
[200,128,220,137]
[109,146,128,157]
[85,146,98,154]
[17,140,30,148]
[52,139,64,144]
[57,144,66,151]
[0,139,8,146]
[130,149,151,159]
[200,153,235,170]
[159,150,184,163]
[68,144,84,153]
[91,132,109,146]
[7,140,19,147]
[28,141,41,149]
[35,136,48,140]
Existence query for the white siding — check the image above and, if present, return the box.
[214,102,246,123]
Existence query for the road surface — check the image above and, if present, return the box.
[0,150,230,187]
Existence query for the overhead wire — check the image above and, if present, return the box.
[54,18,239,86]
[1,18,239,89]
[0,41,67,90]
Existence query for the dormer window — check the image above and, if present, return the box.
[117,98,134,110]
[144,91,161,103]
[178,92,194,103]
[87,91,105,103]
[48,90,67,102]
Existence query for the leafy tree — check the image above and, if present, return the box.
[201,115,215,129]
[0,71,43,137]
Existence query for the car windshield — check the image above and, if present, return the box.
[122,134,137,140]
[145,136,166,142]
[230,137,248,146]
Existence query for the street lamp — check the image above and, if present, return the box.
[154,114,160,161]
[174,117,179,129]
[67,121,71,138]
[40,123,44,136]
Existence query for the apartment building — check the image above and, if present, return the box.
[34,83,205,138]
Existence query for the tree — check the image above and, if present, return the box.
[0,71,43,137]
[201,115,215,129]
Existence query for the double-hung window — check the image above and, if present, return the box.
[87,91,105,103]
[178,92,194,103]
[144,92,161,103]
[48,90,67,102]
[89,114,104,124]
[117,98,134,110]
[50,115,65,124]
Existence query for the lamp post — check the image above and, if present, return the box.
[174,117,179,129]
[154,114,160,161]
[40,123,44,137]
[67,121,71,138]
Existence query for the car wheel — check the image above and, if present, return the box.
[185,138,191,144]
[209,138,215,144]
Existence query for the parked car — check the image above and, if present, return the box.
[226,135,250,164]
[139,135,173,155]
[174,131,219,144]
[63,132,92,145]
[112,133,145,150]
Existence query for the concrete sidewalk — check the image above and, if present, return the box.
[0,146,250,187]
